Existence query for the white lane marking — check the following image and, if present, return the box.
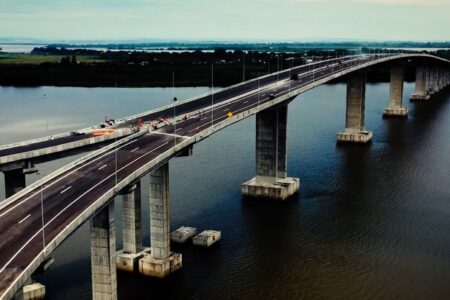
[175,128,182,131]
[223,108,229,112]
[60,186,72,194]
[0,58,359,218]
[130,147,139,153]
[0,141,170,274]
[200,117,208,121]
[0,139,138,219]
[98,164,107,170]
[149,131,188,139]
[18,214,31,224]
[188,70,340,134]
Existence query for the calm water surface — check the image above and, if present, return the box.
[1,83,450,299]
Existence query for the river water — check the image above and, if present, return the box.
[0,83,449,299]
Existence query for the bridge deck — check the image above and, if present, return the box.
[0,54,448,299]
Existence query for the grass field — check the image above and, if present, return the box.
[0,54,106,64]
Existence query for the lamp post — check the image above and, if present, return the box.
[172,71,177,146]
[276,53,280,87]
[289,58,294,93]
[257,72,260,110]
[40,175,45,250]
[211,62,214,127]
[242,51,245,82]
[114,82,118,189]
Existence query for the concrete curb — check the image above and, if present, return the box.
[1,53,449,299]
[0,129,148,212]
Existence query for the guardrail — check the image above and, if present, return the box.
[1,53,449,300]
[0,127,149,211]
[0,54,398,154]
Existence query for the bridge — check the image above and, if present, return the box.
[0,54,449,300]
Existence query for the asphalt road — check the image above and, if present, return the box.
[0,56,357,160]
[0,55,382,297]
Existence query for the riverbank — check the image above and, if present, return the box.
[0,48,419,87]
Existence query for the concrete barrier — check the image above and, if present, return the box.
[0,128,148,212]
[1,53,449,299]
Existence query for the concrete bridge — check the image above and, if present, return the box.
[0,54,449,299]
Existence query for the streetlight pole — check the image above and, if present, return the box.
[211,62,214,127]
[114,82,118,189]
[242,51,245,82]
[289,58,293,93]
[40,176,45,250]
[313,61,315,85]
[257,72,260,110]
[172,71,177,146]
[277,54,280,87]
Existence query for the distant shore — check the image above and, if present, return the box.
[0,46,438,87]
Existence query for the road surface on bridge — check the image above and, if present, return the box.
[0,56,357,162]
[1,54,446,299]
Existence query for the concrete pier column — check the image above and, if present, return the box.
[336,72,373,143]
[91,202,117,300]
[116,182,144,272]
[4,169,26,198]
[139,163,181,278]
[426,67,433,96]
[241,104,300,201]
[438,67,447,90]
[446,69,450,87]
[440,67,446,89]
[431,67,440,94]
[384,64,408,117]
[445,69,449,87]
[410,65,430,101]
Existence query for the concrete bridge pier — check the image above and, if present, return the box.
[139,163,182,278]
[116,182,145,273]
[426,67,434,96]
[439,67,448,90]
[241,104,300,201]
[383,64,408,117]
[431,67,440,95]
[4,169,26,199]
[91,202,117,300]
[410,65,430,101]
[3,161,38,198]
[14,279,46,300]
[336,72,373,143]
[446,69,450,87]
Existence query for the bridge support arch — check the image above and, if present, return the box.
[116,182,144,273]
[383,64,408,117]
[139,163,182,278]
[410,65,430,101]
[91,202,117,300]
[336,72,373,143]
[241,103,300,201]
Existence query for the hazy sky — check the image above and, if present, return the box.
[1,0,449,42]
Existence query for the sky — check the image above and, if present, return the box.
[0,0,449,42]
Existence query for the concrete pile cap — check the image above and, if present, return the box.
[195,230,221,239]
[171,226,197,235]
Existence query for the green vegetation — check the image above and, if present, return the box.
[0,53,105,64]
[0,44,448,87]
